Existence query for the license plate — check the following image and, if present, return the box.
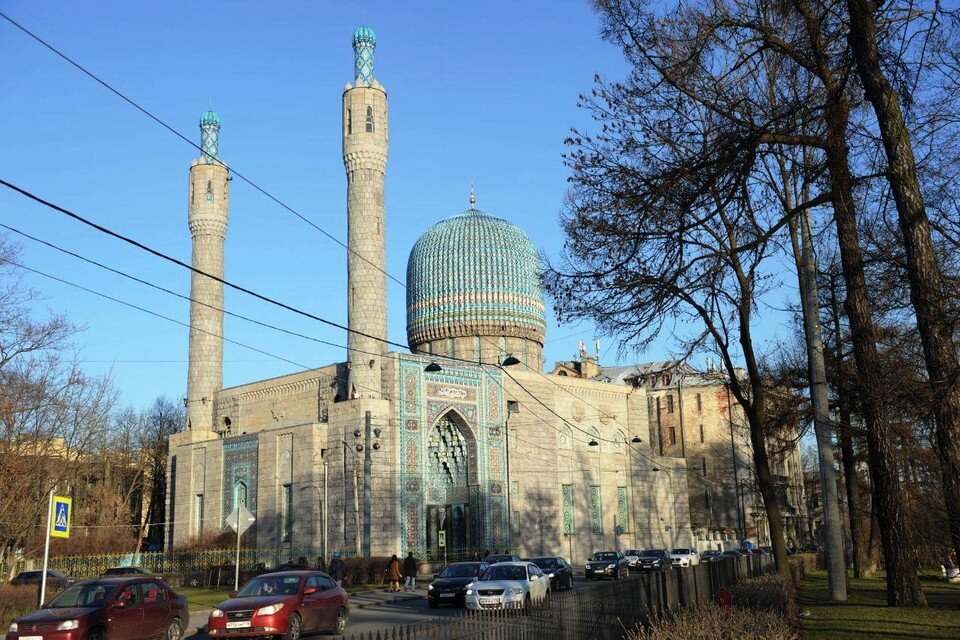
[226,621,251,629]
[479,596,499,605]
[20,636,43,640]
[441,593,455,598]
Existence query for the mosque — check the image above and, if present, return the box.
[166,27,691,560]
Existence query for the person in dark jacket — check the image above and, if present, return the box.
[328,551,346,588]
[402,552,419,591]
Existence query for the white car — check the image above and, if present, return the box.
[670,547,701,567]
[464,561,551,611]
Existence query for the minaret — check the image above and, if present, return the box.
[186,110,229,432]
[343,26,388,399]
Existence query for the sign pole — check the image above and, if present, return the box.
[234,507,242,591]
[39,488,53,607]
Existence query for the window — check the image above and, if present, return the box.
[699,424,705,443]
[118,585,141,605]
[669,427,677,445]
[190,182,194,204]
[206,180,213,202]
[666,395,674,413]
[281,483,293,542]
[194,494,204,535]
[365,106,374,133]
[346,108,352,135]
[696,393,702,411]
[317,574,335,590]
[701,457,707,476]
[141,582,166,603]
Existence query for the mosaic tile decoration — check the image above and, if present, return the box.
[617,486,629,533]
[590,485,603,535]
[222,435,259,544]
[562,484,575,534]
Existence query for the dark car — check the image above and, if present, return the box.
[701,550,724,563]
[5,577,188,640]
[635,549,670,572]
[208,571,349,638]
[101,566,155,578]
[483,554,522,564]
[527,557,573,591]
[585,551,629,580]
[427,562,488,609]
[722,550,744,559]
[10,570,75,593]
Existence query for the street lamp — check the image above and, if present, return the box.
[425,362,442,372]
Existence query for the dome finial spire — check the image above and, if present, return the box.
[469,181,476,208]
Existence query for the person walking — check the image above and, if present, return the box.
[387,554,402,593]
[328,551,346,588]
[402,552,419,592]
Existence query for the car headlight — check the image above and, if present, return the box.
[548,573,555,578]
[210,609,224,618]
[506,588,523,595]
[8,623,18,633]
[56,620,80,631]
[428,584,434,590]
[607,564,616,569]
[466,589,473,595]
[255,603,284,616]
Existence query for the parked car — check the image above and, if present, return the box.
[701,550,724,563]
[760,546,775,555]
[101,566,157,579]
[483,554,522,564]
[585,551,629,580]
[427,562,488,609]
[670,548,701,568]
[5,577,187,640]
[623,549,643,570]
[634,549,670,572]
[10,570,75,593]
[208,571,349,638]
[722,550,744,559]
[527,557,574,591]
[464,562,550,611]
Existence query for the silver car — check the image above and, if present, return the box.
[464,562,551,610]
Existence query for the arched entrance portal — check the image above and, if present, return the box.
[425,411,476,555]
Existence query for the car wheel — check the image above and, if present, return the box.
[428,599,439,609]
[284,613,302,640]
[331,608,347,635]
[164,619,183,640]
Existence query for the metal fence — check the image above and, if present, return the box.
[343,555,773,640]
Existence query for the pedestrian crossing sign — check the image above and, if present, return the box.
[51,496,71,539]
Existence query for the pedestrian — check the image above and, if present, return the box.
[403,551,419,591]
[328,551,346,588]
[387,554,402,593]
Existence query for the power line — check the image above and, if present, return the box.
[0,9,405,289]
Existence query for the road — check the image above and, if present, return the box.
[184,576,594,639]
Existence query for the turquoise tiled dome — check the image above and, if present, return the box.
[199,110,220,126]
[353,26,376,45]
[406,208,546,349]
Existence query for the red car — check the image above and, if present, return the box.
[5,577,188,640]
[208,571,348,639]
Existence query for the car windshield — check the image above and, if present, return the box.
[531,558,557,570]
[486,555,514,563]
[236,575,301,597]
[46,583,118,608]
[592,552,619,561]
[625,550,641,556]
[672,549,692,554]
[639,551,662,558]
[480,565,527,581]
[17,571,41,579]
[439,564,482,578]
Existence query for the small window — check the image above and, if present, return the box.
[206,180,213,202]
[194,494,204,535]
[696,393,702,411]
[190,182,194,205]
[701,457,707,475]
[699,424,705,443]
[666,395,674,413]
[317,574,335,590]
[118,585,141,605]
[281,483,293,542]
[365,106,374,133]
[507,400,519,414]
[347,108,352,135]
[669,427,677,445]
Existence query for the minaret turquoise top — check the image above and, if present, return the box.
[353,26,376,85]
[199,110,220,163]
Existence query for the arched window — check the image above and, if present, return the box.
[613,430,626,453]
[346,108,352,135]
[365,106,374,133]
[233,481,247,510]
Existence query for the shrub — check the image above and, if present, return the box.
[788,553,817,586]
[0,585,38,630]
[729,572,796,617]
[630,604,799,640]
[342,556,392,587]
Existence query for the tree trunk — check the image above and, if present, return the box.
[847,0,960,573]
[789,210,847,600]
[822,88,925,606]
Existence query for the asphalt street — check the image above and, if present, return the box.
[184,576,593,639]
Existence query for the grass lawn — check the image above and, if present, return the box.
[799,570,960,639]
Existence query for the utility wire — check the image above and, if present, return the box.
[0,9,405,289]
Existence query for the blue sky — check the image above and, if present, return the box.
[0,1,793,410]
